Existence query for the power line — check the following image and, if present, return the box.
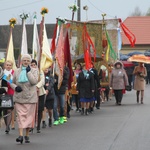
[0,0,45,12]
[87,0,116,18]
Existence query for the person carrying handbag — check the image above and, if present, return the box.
[1,60,15,134]
[11,54,38,144]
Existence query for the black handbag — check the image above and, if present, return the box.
[0,95,14,109]
[125,85,132,91]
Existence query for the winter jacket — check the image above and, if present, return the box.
[77,71,95,99]
[110,61,128,90]
[45,75,55,100]
[11,68,38,104]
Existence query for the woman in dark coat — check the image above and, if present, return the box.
[77,64,95,115]
[44,68,55,127]
[89,63,100,112]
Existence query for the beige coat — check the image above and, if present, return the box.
[11,68,38,104]
[133,66,147,91]
[36,70,46,96]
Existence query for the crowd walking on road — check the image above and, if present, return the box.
[0,54,148,144]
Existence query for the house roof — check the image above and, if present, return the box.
[0,24,55,49]
[121,16,150,45]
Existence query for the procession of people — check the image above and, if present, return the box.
[0,51,148,144]
[0,4,149,146]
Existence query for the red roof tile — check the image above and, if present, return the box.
[121,16,150,45]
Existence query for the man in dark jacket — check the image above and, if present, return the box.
[53,66,69,125]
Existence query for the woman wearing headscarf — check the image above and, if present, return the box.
[1,60,14,134]
[133,62,147,104]
[11,54,38,144]
[77,64,95,115]
[110,61,128,105]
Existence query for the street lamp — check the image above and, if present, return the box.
[83,5,88,21]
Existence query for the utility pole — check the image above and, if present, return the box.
[77,0,81,21]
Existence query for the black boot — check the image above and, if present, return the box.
[16,136,23,144]
[89,107,93,114]
[29,128,34,133]
[24,136,30,143]
[67,112,70,118]
[85,109,89,115]
[37,126,41,133]
[48,118,52,127]
[81,108,84,115]
[88,107,91,114]
[137,91,140,103]
[42,121,47,128]
[5,126,10,134]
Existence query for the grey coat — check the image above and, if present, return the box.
[11,68,39,104]
[110,61,128,90]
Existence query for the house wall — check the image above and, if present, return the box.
[121,44,150,54]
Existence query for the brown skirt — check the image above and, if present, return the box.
[15,103,36,128]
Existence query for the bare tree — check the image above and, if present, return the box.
[130,6,143,16]
[146,7,150,16]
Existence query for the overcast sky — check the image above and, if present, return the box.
[0,0,150,25]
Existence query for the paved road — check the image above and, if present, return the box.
[1,85,150,150]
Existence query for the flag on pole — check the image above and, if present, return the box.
[105,27,117,61]
[55,25,64,89]
[117,28,122,51]
[21,19,28,55]
[105,44,110,62]
[6,28,16,70]
[40,21,53,70]
[84,49,92,70]
[63,31,73,90]
[119,18,136,47]
[50,19,64,55]
[82,24,95,70]
[50,21,58,54]
[32,14,40,61]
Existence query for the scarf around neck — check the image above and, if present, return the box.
[18,66,29,83]
[82,70,89,79]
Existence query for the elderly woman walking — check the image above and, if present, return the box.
[110,61,128,105]
[133,62,147,104]
[11,54,38,144]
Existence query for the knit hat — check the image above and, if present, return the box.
[21,54,32,62]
